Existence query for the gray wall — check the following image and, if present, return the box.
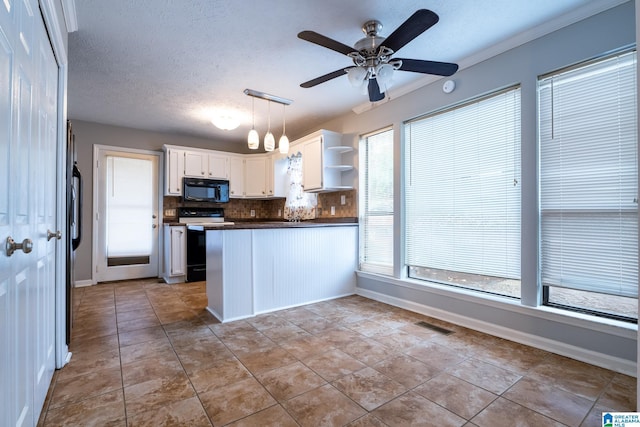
[71,120,249,281]
[316,2,637,366]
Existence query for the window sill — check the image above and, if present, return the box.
[356,270,637,340]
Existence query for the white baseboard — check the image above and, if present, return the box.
[73,279,94,288]
[357,287,637,377]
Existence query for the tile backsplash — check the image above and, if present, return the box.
[163,189,357,222]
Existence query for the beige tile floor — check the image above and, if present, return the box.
[37,278,636,427]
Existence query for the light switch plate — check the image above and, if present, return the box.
[250,209,256,217]
[340,195,346,205]
[330,206,336,216]
[164,208,176,217]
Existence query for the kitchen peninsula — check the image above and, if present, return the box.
[204,220,358,322]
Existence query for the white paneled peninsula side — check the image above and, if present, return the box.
[205,223,357,322]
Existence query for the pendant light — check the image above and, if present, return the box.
[248,96,259,149]
[264,100,275,152]
[279,103,289,154]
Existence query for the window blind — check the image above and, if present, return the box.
[359,128,394,274]
[539,51,638,298]
[404,87,521,281]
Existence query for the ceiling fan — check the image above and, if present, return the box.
[298,9,459,102]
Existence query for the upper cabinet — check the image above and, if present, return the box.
[184,150,229,179]
[245,156,268,197]
[298,130,353,193]
[228,154,286,199]
[208,153,229,179]
[165,147,185,196]
[184,151,207,177]
[228,155,244,198]
[163,132,350,199]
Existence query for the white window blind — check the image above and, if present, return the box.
[539,51,638,298]
[359,128,394,274]
[106,156,153,257]
[404,87,521,282]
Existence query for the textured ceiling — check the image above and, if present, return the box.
[67,0,625,150]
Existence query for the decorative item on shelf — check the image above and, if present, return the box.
[248,96,259,149]
[264,101,275,152]
[244,88,293,153]
[279,103,289,154]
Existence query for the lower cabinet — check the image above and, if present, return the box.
[205,226,357,322]
[163,225,186,284]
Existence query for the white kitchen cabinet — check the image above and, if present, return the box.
[163,145,286,199]
[163,225,186,284]
[228,155,244,198]
[165,147,185,196]
[245,156,267,197]
[184,151,207,177]
[208,153,229,179]
[270,154,288,198]
[299,129,353,192]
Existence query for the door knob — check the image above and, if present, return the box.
[6,237,33,257]
[47,229,62,241]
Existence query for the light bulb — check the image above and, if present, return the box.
[279,134,289,154]
[248,128,259,149]
[347,66,368,87]
[264,132,275,152]
[376,63,394,89]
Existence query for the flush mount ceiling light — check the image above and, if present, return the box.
[298,9,458,102]
[211,115,240,131]
[244,89,293,152]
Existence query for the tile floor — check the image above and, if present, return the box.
[37,278,636,426]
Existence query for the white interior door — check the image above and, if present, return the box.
[94,147,161,282]
[0,0,59,425]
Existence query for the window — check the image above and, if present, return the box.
[359,128,394,274]
[539,50,638,321]
[404,87,521,297]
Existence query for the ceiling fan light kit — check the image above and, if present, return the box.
[244,89,292,152]
[298,9,459,103]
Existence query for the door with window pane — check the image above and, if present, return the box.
[95,148,160,282]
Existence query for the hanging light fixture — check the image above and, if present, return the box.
[264,100,275,152]
[279,103,289,154]
[248,96,259,149]
[244,89,292,152]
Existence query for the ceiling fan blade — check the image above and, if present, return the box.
[300,68,349,88]
[382,9,439,53]
[368,79,385,102]
[397,58,459,76]
[298,31,355,56]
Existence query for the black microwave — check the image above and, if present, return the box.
[183,178,230,203]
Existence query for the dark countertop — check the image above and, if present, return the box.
[164,217,358,229]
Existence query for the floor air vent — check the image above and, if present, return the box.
[415,321,454,335]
